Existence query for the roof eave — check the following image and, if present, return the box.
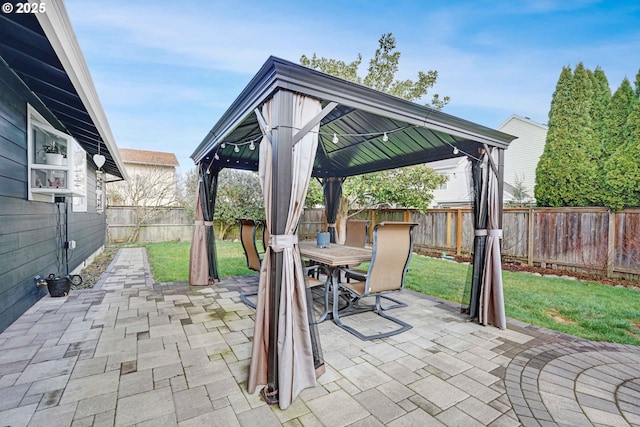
[35,0,128,180]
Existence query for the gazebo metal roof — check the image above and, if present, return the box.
[191,56,516,175]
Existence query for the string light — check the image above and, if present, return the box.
[233,145,240,153]
[382,132,388,142]
[453,147,459,155]
[249,141,255,150]
[332,133,339,144]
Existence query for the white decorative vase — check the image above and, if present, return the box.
[45,153,63,165]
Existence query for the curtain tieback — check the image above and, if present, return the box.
[488,229,503,238]
[474,229,487,236]
[269,234,299,252]
[327,223,336,228]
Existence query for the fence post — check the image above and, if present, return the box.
[456,208,463,255]
[446,210,452,249]
[607,210,615,278]
[528,207,534,266]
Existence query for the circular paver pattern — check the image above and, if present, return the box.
[505,340,640,426]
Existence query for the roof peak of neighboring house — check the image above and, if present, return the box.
[426,156,468,170]
[498,114,548,131]
[119,148,180,167]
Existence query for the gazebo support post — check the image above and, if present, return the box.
[263,89,294,404]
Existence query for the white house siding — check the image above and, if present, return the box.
[428,157,472,207]
[497,115,548,201]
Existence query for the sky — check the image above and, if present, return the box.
[63,0,640,174]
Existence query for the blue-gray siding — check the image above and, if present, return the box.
[0,58,106,332]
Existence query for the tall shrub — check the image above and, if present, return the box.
[535,64,600,206]
[604,99,640,210]
[602,78,635,157]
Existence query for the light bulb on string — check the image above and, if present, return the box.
[249,141,255,150]
[233,145,240,153]
[221,143,226,149]
[214,152,219,160]
[453,147,459,155]
[332,133,339,144]
[382,132,388,142]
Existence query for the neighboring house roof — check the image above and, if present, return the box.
[0,0,126,179]
[427,157,467,171]
[119,148,180,167]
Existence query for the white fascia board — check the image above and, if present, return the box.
[35,0,128,180]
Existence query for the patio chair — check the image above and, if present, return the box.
[343,219,370,282]
[239,219,327,313]
[239,219,262,308]
[344,219,370,247]
[332,221,418,340]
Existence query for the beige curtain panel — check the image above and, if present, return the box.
[248,94,322,409]
[188,184,209,286]
[480,147,507,329]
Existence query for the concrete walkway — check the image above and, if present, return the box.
[0,247,638,426]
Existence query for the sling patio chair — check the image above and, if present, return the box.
[343,219,370,282]
[332,221,418,340]
[344,219,370,247]
[238,218,263,308]
[239,218,328,316]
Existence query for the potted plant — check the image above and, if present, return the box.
[43,141,64,165]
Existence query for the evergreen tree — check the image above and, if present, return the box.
[591,67,611,151]
[634,68,640,99]
[604,101,640,210]
[602,78,635,157]
[590,67,612,204]
[535,64,600,206]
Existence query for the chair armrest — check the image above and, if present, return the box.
[342,267,367,282]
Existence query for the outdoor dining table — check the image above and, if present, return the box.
[298,241,372,323]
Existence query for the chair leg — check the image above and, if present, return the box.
[309,278,330,324]
[240,291,257,309]
[332,286,412,340]
[379,294,408,311]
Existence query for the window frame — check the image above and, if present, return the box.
[27,105,88,209]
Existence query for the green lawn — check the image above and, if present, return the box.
[144,241,640,346]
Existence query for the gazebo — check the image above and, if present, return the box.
[190,56,516,409]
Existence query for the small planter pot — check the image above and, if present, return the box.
[45,153,64,165]
[45,275,70,297]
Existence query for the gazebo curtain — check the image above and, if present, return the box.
[188,164,220,285]
[465,147,506,329]
[248,93,322,409]
[322,177,343,243]
[479,147,506,329]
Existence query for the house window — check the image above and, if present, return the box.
[27,106,87,207]
[436,172,448,190]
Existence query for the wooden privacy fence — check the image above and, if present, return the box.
[106,206,640,281]
[301,207,640,281]
[107,206,194,243]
